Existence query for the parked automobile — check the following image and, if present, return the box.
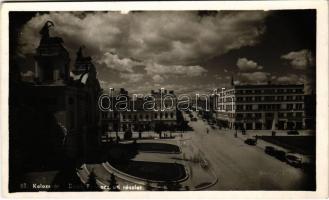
[274,150,286,161]
[287,130,299,135]
[264,146,276,156]
[286,153,302,167]
[210,125,216,129]
[244,138,257,145]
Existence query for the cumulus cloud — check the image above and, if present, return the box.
[275,74,304,84]
[236,57,263,71]
[145,62,207,77]
[99,80,108,88]
[18,11,269,94]
[120,73,144,82]
[152,74,164,83]
[280,49,315,93]
[281,49,314,70]
[238,71,270,84]
[19,11,267,66]
[214,74,223,80]
[98,52,140,73]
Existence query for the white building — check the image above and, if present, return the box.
[214,84,305,130]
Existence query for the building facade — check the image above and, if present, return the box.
[11,21,102,167]
[214,84,306,130]
[101,89,177,132]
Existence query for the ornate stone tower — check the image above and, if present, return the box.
[34,21,70,84]
[72,46,94,75]
[72,46,98,88]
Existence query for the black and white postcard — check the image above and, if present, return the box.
[1,1,328,199]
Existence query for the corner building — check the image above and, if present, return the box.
[215,84,305,130]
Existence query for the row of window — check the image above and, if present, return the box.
[217,103,304,111]
[235,112,303,119]
[235,103,303,111]
[235,88,303,94]
[234,95,304,102]
[122,112,175,120]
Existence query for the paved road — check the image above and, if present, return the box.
[185,112,314,190]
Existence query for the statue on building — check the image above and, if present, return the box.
[35,20,70,83]
[39,20,54,39]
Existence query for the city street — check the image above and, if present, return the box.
[185,112,313,190]
[83,111,314,191]
[8,9,321,195]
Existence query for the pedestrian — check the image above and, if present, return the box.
[206,128,209,134]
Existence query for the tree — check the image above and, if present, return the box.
[108,173,119,191]
[124,129,132,140]
[113,110,120,139]
[138,123,143,139]
[113,120,119,139]
[154,122,164,138]
[85,170,101,191]
[169,124,175,138]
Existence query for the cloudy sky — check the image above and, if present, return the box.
[11,10,316,94]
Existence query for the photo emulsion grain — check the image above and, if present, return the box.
[8,10,316,192]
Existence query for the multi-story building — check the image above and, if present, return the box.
[196,91,217,121]
[102,89,177,132]
[150,89,177,128]
[214,84,306,130]
[100,88,128,133]
[11,21,102,168]
[304,94,316,130]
